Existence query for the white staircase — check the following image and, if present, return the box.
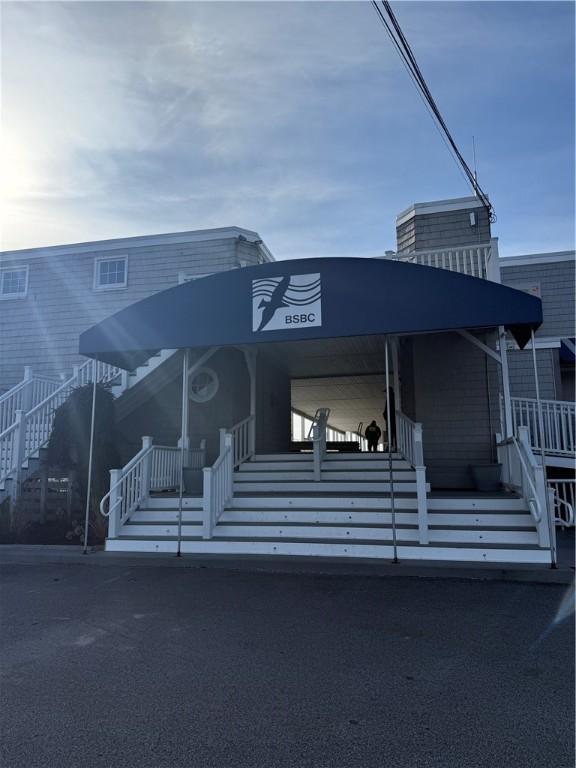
[0,351,178,506]
[106,451,551,564]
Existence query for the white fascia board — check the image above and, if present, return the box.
[396,196,486,227]
[0,226,270,261]
[499,251,575,268]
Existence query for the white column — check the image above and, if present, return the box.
[498,327,513,439]
[243,349,257,455]
[141,436,153,500]
[530,329,557,567]
[177,349,190,557]
[385,338,398,562]
[107,469,122,539]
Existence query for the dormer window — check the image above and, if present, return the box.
[94,256,128,290]
[0,266,29,299]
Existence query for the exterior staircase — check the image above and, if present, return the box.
[106,451,550,564]
[0,350,178,506]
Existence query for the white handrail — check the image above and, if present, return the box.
[203,433,233,539]
[547,479,575,528]
[0,373,61,433]
[0,358,121,487]
[396,410,428,545]
[150,446,181,491]
[100,437,153,537]
[511,396,575,457]
[497,428,554,556]
[497,434,542,523]
[227,415,255,468]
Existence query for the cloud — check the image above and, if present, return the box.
[1,1,574,257]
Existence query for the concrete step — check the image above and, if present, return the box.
[119,521,540,546]
[251,452,403,463]
[105,538,551,564]
[233,481,427,494]
[239,459,412,471]
[233,470,417,482]
[130,508,536,529]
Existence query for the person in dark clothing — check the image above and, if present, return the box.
[364,420,381,452]
[382,386,397,451]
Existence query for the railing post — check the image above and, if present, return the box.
[107,469,122,538]
[199,439,207,468]
[120,370,130,393]
[313,425,321,481]
[225,433,234,505]
[11,410,26,501]
[202,467,213,540]
[486,237,501,283]
[22,370,34,412]
[141,436,153,502]
[413,423,428,544]
[219,427,227,456]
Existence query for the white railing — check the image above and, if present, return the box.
[392,239,500,282]
[100,436,153,537]
[547,479,575,528]
[396,410,428,544]
[203,433,233,539]
[308,408,330,481]
[497,427,555,556]
[0,369,61,434]
[150,445,181,491]
[225,415,255,468]
[100,437,207,537]
[0,358,121,491]
[511,397,575,457]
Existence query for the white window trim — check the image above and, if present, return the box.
[0,264,29,300]
[93,255,128,291]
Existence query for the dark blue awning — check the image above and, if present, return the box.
[79,257,542,369]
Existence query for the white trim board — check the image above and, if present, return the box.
[500,251,575,267]
[1,226,271,260]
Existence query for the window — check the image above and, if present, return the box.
[0,266,29,299]
[94,256,128,290]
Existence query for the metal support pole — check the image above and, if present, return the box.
[530,329,557,568]
[82,361,98,554]
[177,349,190,557]
[385,338,398,563]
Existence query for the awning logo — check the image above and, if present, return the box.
[252,273,322,332]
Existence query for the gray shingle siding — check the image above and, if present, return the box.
[501,257,574,402]
[400,332,500,488]
[507,349,560,400]
[501,259,575,339]
[0,234,263,392]
[397,208,491,253]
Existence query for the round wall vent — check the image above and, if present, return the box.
[189,367,219,403]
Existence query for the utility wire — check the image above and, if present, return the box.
[370,1,472,191]
[371,0,495,222]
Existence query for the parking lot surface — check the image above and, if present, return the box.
[1,562,574,768]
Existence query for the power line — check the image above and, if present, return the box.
[370,0,496,222]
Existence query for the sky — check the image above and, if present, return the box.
[1,0,574,259]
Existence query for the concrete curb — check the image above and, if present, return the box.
[0,545,573,584]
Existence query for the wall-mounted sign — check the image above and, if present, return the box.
[252,273,322,332]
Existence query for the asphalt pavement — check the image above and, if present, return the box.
[1,562,574,768]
